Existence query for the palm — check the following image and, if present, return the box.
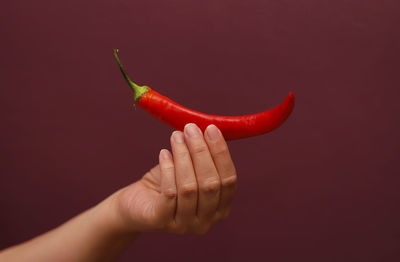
[119,165,167,231]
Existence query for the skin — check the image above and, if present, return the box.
[0,123,237,262]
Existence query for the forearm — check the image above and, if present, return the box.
[0,191,139,262]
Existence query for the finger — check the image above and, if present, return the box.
[184,123,220,220]
[204,124,237,215]
[170,131,198,229]
[155,149,177,225]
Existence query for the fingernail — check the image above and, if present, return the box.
[160,149,171,160]
[205,124,221,141]
[184,123,201,138]
[172,131,184,143]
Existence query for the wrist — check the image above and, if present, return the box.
[94,190,141,239]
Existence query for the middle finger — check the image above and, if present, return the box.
[171,130,198,228]
[183,123,221,220]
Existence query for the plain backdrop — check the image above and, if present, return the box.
[1,0,400,261]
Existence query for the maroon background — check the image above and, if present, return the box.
[1,0,400,261]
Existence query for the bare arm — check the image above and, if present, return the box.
[0,123,237,262]
[0,192,139,262]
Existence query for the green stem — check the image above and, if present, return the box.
[113,49,149,102]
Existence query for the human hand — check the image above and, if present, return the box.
[0,124,236,262]
[115,123,237,235]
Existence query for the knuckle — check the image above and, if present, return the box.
[165,223,176,234]
[149,165,161,176]
[169,221,187,234]
[161,164,174,173]
[213,145,229,157]
[174,226,187,235]
[195,224,211,235]
[179,183,198,197]
[175,150,190,159]
[164,188,177,199]
[214,210,229,222]
[176,226,188,235]
[200,179,220,193]
[221,175,237,188]
[221,209,231,220]
[192,144,208,155]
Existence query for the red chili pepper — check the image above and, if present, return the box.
[113,49,295,140]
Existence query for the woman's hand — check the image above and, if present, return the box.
[116,123,237,234]
[0,123,237,262]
